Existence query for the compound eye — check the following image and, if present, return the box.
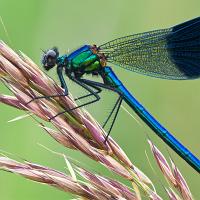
[42,47,59,70]
[47,50,57,64]
[47,49,57,58]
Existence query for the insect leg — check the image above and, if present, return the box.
[79,79,123,141]
[104,97,122,142]
[26,66,69,104]
[74,84,102,101]
[49,77,100,121]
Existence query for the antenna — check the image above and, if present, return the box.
[40,48,46,53]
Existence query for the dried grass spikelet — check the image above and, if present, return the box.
[0,41,193,200]
[0,156,136,200]
[0,41,156,199]
[149,140,193,200]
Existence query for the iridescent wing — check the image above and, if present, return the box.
[99,17,200,80]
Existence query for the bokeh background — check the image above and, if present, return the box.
[0,0,200,199]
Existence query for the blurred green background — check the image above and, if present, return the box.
[0,0,200,199]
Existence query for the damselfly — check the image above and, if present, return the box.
[29,17,200,173]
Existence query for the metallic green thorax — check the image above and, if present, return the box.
[71,51,99,71]
[63,45,103,77]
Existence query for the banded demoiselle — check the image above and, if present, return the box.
[30,17,200,173]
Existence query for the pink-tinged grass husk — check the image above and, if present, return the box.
[148,140,193,200]
[166,188,182,200]
[0,156,136,200]
[0,41,158,199]
[0,41,193,199]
